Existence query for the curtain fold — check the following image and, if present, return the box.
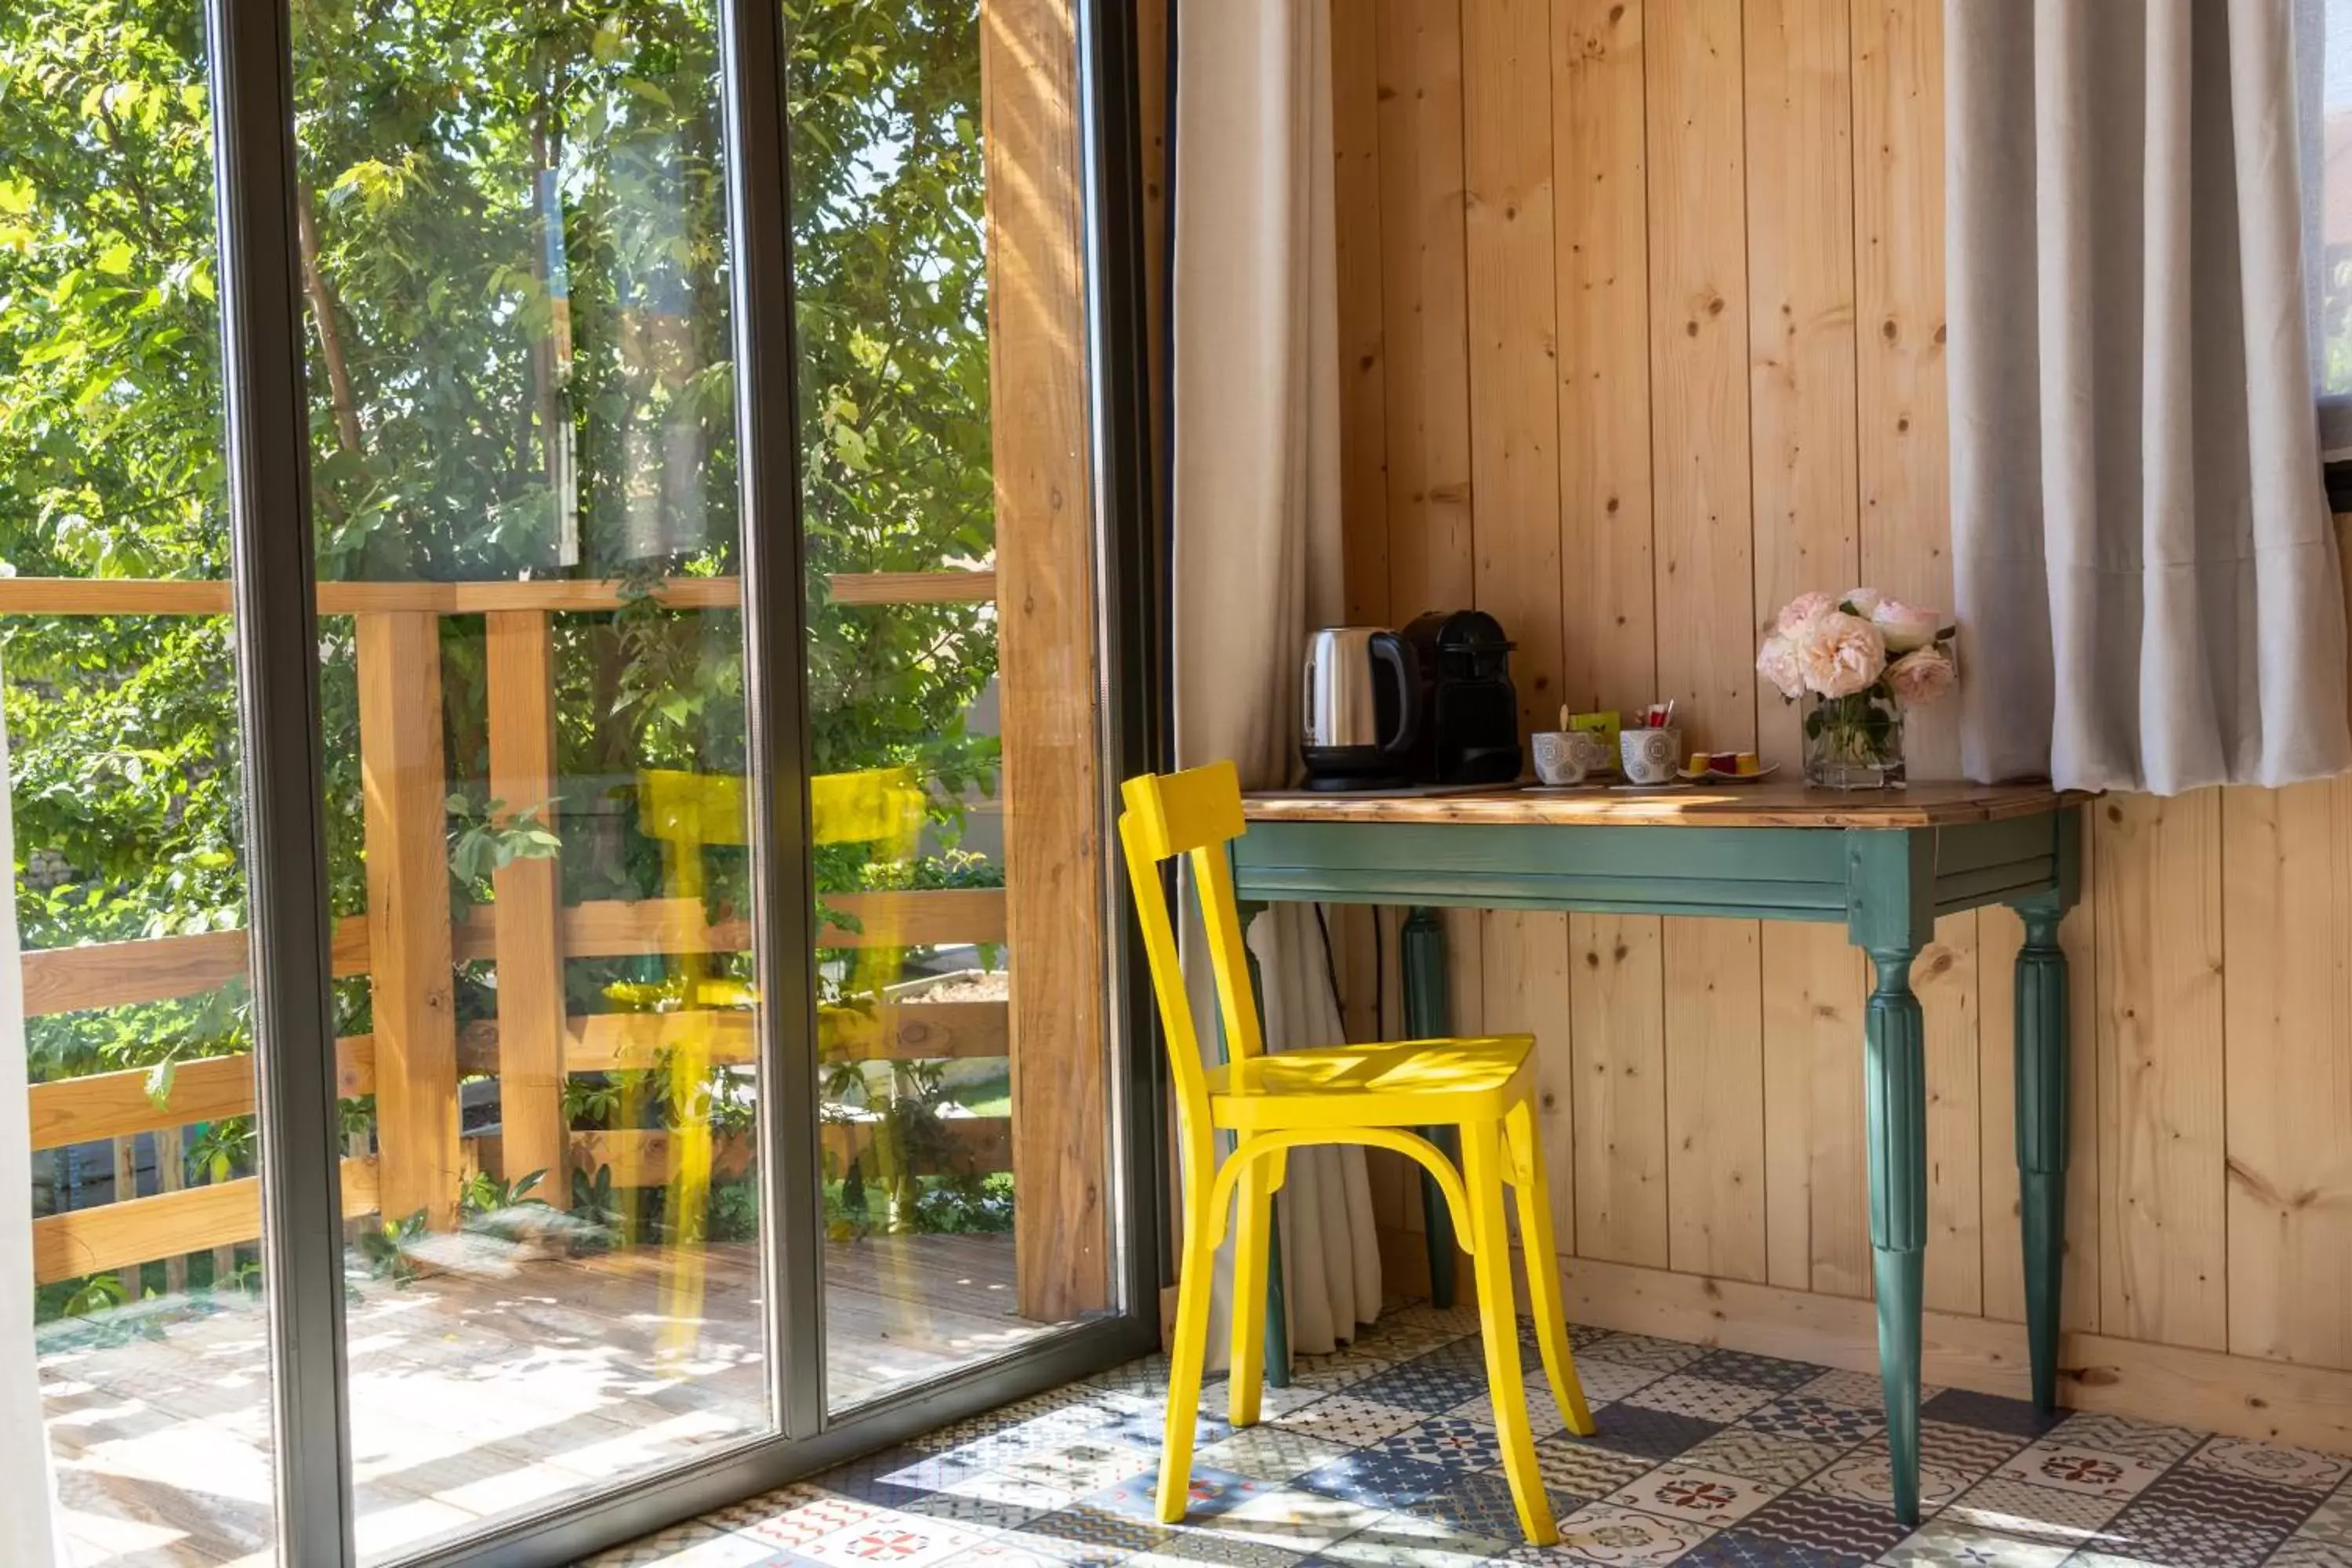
[1949,0,2352,793]
[2,653,67,1566]
[1171,0,1377,1362]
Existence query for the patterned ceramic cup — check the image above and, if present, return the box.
[1619,726,1681,786]
[1530,731,1587,786]
[1564,728,1613,776]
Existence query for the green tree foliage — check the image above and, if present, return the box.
[0,0,998,1096]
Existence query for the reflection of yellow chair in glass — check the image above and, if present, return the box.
[634,764,927,1359]
[1119,760,1592,1545]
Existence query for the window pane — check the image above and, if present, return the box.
[287,4,768,1559]
[0,4,281,1562]
[786,0,1116,1410]
[2308,0,2352,441]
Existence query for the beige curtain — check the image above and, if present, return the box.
[1949,0,2351,793]
[1,655,66,1566]
[1171,0,1380,1361]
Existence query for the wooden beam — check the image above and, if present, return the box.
[0,571,993,618]
[566,1120,1010,1190]
[357,611,462,1230]
[559,1001,1010,1073]
[985,0,1109,1321]
[28,1039,375,1151]
[485,609,568,1195]
[32,1159,380,1284]
[20,888,1001,1024]
[21,916,370,1018]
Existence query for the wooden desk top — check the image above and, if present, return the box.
[1242,780,2085,830]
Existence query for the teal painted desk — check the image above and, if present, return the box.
[1232,782,2085,1526]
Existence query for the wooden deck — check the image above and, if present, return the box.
[41,1232,1054,1567]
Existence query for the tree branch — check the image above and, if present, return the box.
[293,184,365,454]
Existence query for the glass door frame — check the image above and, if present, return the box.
[202,0,1170,1560]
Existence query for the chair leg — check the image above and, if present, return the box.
[1229,1146,1276,1427]
[1156,1178,1218,1524]
[1461,1119,1558,1547]
[1506,1100,1595,1436]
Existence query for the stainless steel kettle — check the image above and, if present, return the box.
[1301,627,1421,791]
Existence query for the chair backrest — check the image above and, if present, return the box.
[1118,761,1263,1149]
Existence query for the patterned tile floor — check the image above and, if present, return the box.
[586,1305,2352,1567]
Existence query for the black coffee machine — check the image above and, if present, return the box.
[1392,610,1521,786]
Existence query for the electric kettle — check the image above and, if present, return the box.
[1301,627,1421,790]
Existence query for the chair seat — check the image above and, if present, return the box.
[1206,1033,1536,1131]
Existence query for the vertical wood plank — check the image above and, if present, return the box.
[1852,0,1978,1318]
[1482,910,1575,1258]
[2096,791,2227,1352]
[1555,0,1654,720]
[1742,0,1868,1303]
[357,610,461,1230]
[1759,924,1870,1296]
[1554,0,1667,1274]
[1663,919,1766,1281]
[984,0,1109,1319]
[1648,0,1764,1287]
[1744,0,1858,766]
[486,610,568,1196]
[1331,4,1388,1051]
[2223,779,2352,1367]
[1464,0,1570,1255]
[1914,926,1982,1313]
[1335,2,1391,632]
[1851,0,1953,775]
[1571,913,1668,1267]
[1646,0,1753,753]
[1377,0,1475,616]
[1376,0,1483,1087]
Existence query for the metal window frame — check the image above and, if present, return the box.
[205,0,358,1561]
[196,0,1167,1562]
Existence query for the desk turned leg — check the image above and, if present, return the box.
[1399,908,1461,1310]
[1864,942,1928,1528]
[2011,896,2071,1412]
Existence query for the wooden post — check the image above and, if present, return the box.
[985,0,1109,1321]
[356,612,461,1229]
[485,610,568,1199]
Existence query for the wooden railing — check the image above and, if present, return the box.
[13,571,1008,1287]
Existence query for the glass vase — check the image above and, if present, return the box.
[1803,686,1905,789]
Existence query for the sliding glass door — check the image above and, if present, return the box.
[784,0,1119,1414]
[8,0,1157,1563]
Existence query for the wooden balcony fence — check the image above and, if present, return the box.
[11,571,1014,1292]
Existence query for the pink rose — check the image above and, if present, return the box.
[1795,611,1886,699]
[1871,597,1944,652]
[1886,645,1956,707]
[1755,631,1805,701]
[1841,586,1884,617]
[1775,590,1836,636]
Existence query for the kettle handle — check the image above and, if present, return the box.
[1371,632,1421,758]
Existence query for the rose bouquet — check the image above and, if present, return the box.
[1756,588,1958,788]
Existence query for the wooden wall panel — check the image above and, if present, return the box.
[1326,0,2352,1436]
[1646,0,1766,1287]
[1377,0,1475,619]
[1849,0,1980,1319]
[1553,0,1668,1273]
[1331,0,1393,1061]
[1742,0,1869,1305]
[1464,0,1573,1247]
[2096,793,2227,1352]
[2222,779,2352,1367]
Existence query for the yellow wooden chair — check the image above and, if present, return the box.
[1120,760,1594,1544]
